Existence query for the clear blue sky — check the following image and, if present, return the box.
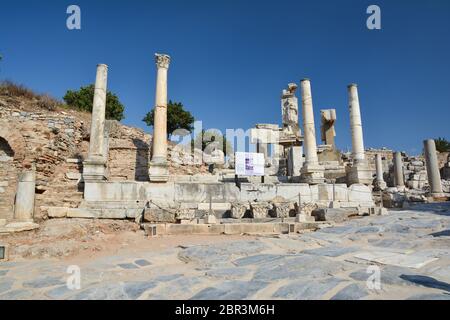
[1,0,449,155]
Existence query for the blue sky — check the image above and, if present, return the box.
[1,0,449,155]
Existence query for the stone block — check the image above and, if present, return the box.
[143,208,176,223]
[312,208,359,223]
[65,172,81,180]
[47,207,68,218]
[348,184,373,203]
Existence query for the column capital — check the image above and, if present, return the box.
[155,53,171,69]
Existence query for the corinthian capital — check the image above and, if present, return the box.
[155,53,171,69]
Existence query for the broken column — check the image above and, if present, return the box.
[299,79,324,184]
[346,84,372,185]
[393,152,405,189]
[374,153,387,190]
[149,53,171,182]
[320,109,337,149]
[83,64,108,181]
[423,139,444,197]
[14,171,35,222]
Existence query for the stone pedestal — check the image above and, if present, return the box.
[149,53,171,182]
[299,79,324,184]
[14,171,35,222]
[346,84,372,185]
[346,160,373,186]
[83,64,108,181]
[423,139,444,197]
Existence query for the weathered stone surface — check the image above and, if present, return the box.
[205,267,250,279]
[273,278,343,299]
[330,283,369,300]
[302,246,358,257]
[312,208,358,223]
[23,275,64,288]
[191,280,268,300]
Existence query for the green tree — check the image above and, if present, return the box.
[192,129,233,156]
[434,137,450,152]
[143,100,194,137]
[63,84,125,121]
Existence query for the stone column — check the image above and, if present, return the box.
[374,154,386,190]
[149,53,171,182]
[299,79,324,183]
[423,139,444,196]
[348,84,365,161]
[346,84,372,185]
[14,171,35,222]
[393,152,405,188]
[83,64,108,181]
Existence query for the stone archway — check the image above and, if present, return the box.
[0,121,26,162]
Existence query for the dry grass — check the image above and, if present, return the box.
[0,80,63,111]
[0,80,37,99]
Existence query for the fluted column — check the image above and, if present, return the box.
[299,79,324,184]
[149,53,171,182]
[83,64,108,181]
[348,84,365,161]
[423,139,444,196]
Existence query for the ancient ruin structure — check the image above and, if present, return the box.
[1,55,449,235]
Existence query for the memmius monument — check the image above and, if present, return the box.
[0,53,449,235]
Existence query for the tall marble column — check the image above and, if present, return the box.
[299,79,324,184]
[149,53,171,182]
[423,139,444,196]
[374,154,387,190]
[346,84,372,185]
[83,64,108,181]
[393,152,405,188]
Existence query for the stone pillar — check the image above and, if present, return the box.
[299,79,324,184]
[393,152,405,188]
[149,53,171,182]
[83,64,108,181]
[348,84,365,161]
[14,171,35,222]
[346,84,372,185]
[423,139,444,196]
[374,154,387,190]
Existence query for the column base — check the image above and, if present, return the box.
[149,161,169,182]
[300,163,325,184]
[346,161,373,185]
[83,156,108,181]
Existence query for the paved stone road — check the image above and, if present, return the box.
[1,203,450,300]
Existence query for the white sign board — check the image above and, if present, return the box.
[235,152,265,176]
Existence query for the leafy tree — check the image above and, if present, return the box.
[434,137,450,152]
[143,100,194,137]
[63,84,125,121]
[192,129,233,156]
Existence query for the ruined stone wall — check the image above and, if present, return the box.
[0,94,209,221]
